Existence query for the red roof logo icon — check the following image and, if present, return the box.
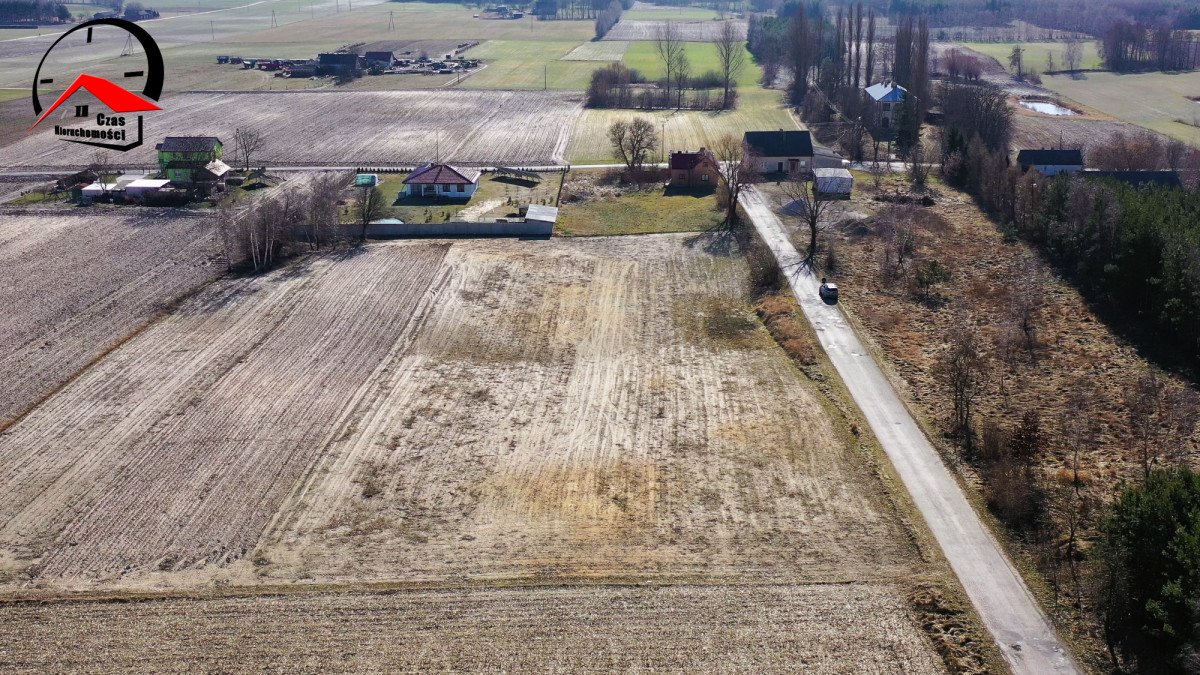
[29,72,161,130]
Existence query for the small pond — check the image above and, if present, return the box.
[1019,99,1076,116]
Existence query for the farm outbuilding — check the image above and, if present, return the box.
[125,178,172,198]
[1017,148,1083,176]
[813,168,853,199]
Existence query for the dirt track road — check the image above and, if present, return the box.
[740,186,1080,675]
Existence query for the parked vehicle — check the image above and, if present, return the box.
[819,278,839,303]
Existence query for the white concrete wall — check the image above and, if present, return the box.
[366,219,551,238]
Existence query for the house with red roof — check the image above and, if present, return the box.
[669,148,719,189]
[402,163,481,199]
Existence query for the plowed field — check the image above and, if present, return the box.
[603,19,746,41]
[0,210,222,430]
[0,584,942,673]
[1,90,583,169]
[0,234,960,671]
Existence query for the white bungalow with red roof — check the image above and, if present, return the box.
[402,163,481,199]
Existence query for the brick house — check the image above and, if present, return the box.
[669,148,720,188]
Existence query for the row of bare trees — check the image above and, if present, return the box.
[213,172,350,273]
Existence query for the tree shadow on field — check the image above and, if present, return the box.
[683,221,740,258]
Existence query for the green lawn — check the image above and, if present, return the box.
[624,40,758,86]
[461,40,604,90]
[0,88,25,103]
[363,172,561,223]
[1041,70,1200,146]
[556,184,724,236]
[567,86,796,164]
[960,41,1103,74]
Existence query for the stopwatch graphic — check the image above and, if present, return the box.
[29,18,165,151]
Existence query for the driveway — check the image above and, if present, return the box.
[740,186,1080,675]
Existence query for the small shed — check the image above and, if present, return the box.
[79,182,120,203]
[125,178,172,198]
[813,168,853,199]
[524,204,558,235]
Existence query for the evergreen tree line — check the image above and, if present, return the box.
[534,0,629,20]
[1100,18,1200,72]
[593,0,625,39]
[936,79,1200,375]
[0,0,69,23]
[585,62,738,111]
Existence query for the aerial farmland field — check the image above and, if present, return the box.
[0,211,222,430]
[1040,70,1200,146]
[0,89,584,168]
[0,233,967,669]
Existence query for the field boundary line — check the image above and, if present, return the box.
[0,576,892,606]
[0,244,223,437]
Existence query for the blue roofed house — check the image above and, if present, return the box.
[865,80,907,131]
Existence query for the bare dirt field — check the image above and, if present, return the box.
[0,89,583,169]
[562,40,630,61]
[0,233,974,670]
[0,209,222,430]
[0,583,943,673]
[603,19,746,42]
[0,235,916,591]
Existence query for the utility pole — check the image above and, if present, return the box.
[388,10,395,31]
[210,20,214,41]
[661,121,666,163]
[270,10,277,27]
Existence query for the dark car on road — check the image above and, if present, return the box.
[819,278,839,303]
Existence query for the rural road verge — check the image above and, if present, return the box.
[740,186,1080,675]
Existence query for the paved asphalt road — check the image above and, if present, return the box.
[741,186,1080,675]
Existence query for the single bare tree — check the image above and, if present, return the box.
[1058,378,1100,609]
[714,19,745,110]
[88,150,113,193]
[1125,370,1166,481]
[1064,37,1082,73]
[671,49,691,108]
[654,22,684,105]
[1007,257,1043,360]
[233,127,266,171]
[712,134,756,225]
[938,322,985,447]
[608,118,659,175]
[355,185,385,241]
[783,172,838,266]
